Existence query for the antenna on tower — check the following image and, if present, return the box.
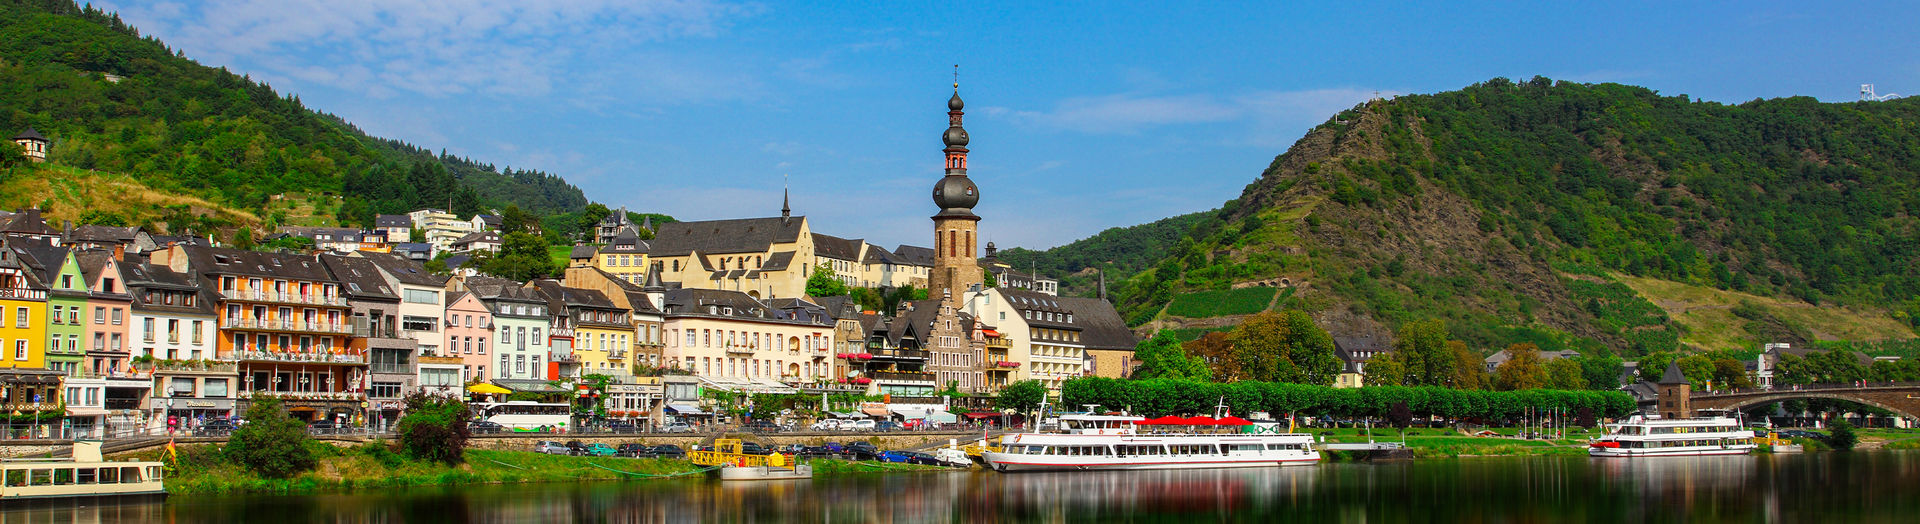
[953,64,960,91]
[1862,84,1903,101]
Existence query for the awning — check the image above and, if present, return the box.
[962,412,998,419]
[832,411,863,418]
[982,329,1001,337]
[665,403,709,415]
[861,407,890,417]
[65,407,109,417]
[467,383,511,395]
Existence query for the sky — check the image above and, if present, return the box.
[97,1,1920,250]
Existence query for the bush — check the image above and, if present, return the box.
[397,393,470,464]
[225,397,316,478]
[1827,419,1858,452]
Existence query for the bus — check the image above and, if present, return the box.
[474,401,571,431]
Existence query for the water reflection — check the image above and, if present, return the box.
[5,453,1920,523]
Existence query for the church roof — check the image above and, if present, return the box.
[649,216,806,257]
[891,245,935,267]
[811,233,863,261]
[1055,296,1138,351]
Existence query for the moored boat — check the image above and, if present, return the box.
[982,414,1319,472]
[0,441,167,500]
[1588,414,1756,457]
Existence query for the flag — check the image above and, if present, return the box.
[166,438,178,463]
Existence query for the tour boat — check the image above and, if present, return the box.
[982,413,1320,472]
[1588,414,1756,457]
[0,441,166,500]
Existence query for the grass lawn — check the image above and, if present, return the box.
[548,245,577,268]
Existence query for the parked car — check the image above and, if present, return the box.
[566,440,588,455]
[895,451,942,466]
[848,420,877,432]
[810,419,842,431]
[875,450,912,463]
[606,421,640,434]
[874,421,901,432]
[582,443,619,457]
[534,440,569,455]
[823,442,846,454]
[617,443,651,457]
[845,441,882,460]
[194,420,237,436]
[799,445,835,457]
[467,420,505,434]
[739,442,769,455]
[649,444,687,458]
[742,421,784,433]
[777,443,808,454]
[662,422,694,433]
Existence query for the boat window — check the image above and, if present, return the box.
[4,470,24,487]
[148,466,162,480]
[121,467,142,483]
[76,468,96,485]
[100,467,118,483]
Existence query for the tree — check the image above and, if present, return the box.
[471,231,555,281]
[1828,418,1858,451]
[1392,319,1457,387]
[396,392,470,463]
[0,140,23,170]
[260,235,315,252]
[983,268,998,288]
[1494,343,1548,391]
[1676,354,1714,388]
[995,380,1048,413]
[805,265,848,298]
[1227,311,1340,385]
[499,204,537,234]
[231,228,254,250]
[1544,357,1587,390]
[1637,351,1678,383]
[409,227,426,243]
[1578,354,1624,390]
[1184,332,1237,381]
[1363,351,1408,387]
[1449,341,1490,390]
[225,397,316,478]
[1132,330,1211,380]
[1710,358,1755,390]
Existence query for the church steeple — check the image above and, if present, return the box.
[929,67,983,303]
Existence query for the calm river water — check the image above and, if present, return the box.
[6,452,1919,523]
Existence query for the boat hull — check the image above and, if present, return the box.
[1588,445,1756,458]
[983,451,1319,472]
[717,464,813,481]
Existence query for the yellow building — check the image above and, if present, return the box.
[531,281,631,379]
[660,288,835,386]
[647,207,815,300]
[584,227,651,286]
[0,259,48,369]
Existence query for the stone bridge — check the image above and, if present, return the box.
[1690,382,1920,419]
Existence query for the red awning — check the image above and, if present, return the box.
[1214,416,1253,426]
[982,329,1001,337]
[1138,416,1184,425]
[962,412,998,419]
[1180,416,1219,425]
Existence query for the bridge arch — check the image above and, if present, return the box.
[1693,389,1920,421]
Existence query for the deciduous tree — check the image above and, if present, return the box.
[225,397,316,478]
[1132,330,1211,380]
[1494,343,1548,391]
[1227,311,1340,385]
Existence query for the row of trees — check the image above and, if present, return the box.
[224,394,469,479]
[1059,376,1636,423]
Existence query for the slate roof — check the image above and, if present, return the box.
[356,251,450,287]
[452,231,500,246]
[602,229,649,254]
[813,295,860,320]
[1657,362,1689,385]
[891,245,935,266]
[569,245,600,259]
[648,216,806,256]
[1056,296,1138,351]
[812,233,862,261]
[178,246,334,281]
[12,128,47,141]
[532,280,622,311]
[998,288,1079,330]
[375,215,411,228]
[71,250,129,299]
[6,238,69,283]
[760,251,796,271]
[319,254,399,301]
[120,262,217,316]
[0,209,54,236]
[69,225,139,244]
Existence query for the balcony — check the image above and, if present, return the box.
[248,391,364,401]
[869,370,936,384]
[233,350,366,365]
[0,288,47,300]
[218,289,347,307]
[137,360,239,374]
[723,345,755,355]
[418,355,463,366]
[1,402,60,412]
[550,328,575,339]
[550,352,580,363]
[221,317,354,335]
[871,348,929,360]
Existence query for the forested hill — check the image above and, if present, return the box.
[0,1,587,229]
[1064,77,1920,356]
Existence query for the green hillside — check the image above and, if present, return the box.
[1027,77,1920,355]
[0,0,587,231]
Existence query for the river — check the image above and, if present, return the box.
[7,452,1919,522]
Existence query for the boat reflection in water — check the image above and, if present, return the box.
[7,453,1920,522]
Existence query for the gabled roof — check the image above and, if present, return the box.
[760,251,796,271]
[1056,296,1138,351]
[570,245,600,259]
[7,237,70,284]
[120,262,216,315]
[374,215,411,228]
[12,128,47,141]
[72,250,127,298]
[811,233,862,261]
[0,209,55,236]
[69,225,139,243]
[891,245,935,266]
[319,254,398,300]
[813,295,860,320]
[452,231,500,245]
[177,246,334,281]
[648,216,806,256]
[603,229,649,254]
[998,287,1078,329]
[532,280,622,311]
[355,251,449,287]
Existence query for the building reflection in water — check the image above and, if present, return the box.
[7,454,1920,522]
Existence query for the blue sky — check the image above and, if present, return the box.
[99,1,1920,250]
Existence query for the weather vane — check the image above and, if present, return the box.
[953,64,960,90]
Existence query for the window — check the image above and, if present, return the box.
[170,378,195,396]
[402,316,437,332]
[111,308,122,325]
[16,307,26,328]
[94,307,105,324]
[51,306,63,325]
[143,318,155,342]
[205,379,228,397]
[499,354,509,376]
[14,340,24,360]
[403,289,439,304]
[191,321,203,344]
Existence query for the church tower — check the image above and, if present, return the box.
[929,77,982,303]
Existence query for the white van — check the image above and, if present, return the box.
[849,419,877,432]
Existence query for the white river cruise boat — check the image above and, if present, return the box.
[982,413,1320,472]
[1588,414,1756,458]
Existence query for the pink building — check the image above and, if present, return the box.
[444,291,494,383]
[77,251,133,376]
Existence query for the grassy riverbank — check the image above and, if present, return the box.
[123,442,948,495]
[1310,427,1596,459]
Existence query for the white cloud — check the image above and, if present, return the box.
[992,87,1391,146]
